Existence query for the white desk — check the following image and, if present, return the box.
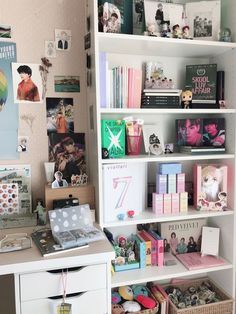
[0,227,115,314]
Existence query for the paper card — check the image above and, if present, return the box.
[201,226,220,256]
[0,183,19,215]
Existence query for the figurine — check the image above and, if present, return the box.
[51,171,68,188]
[35,200,46,225]
[147,23,158,37]
[181,90,192,109]
[182,25,192,39]
[219,28,232,42]
[161,21,170,38]
[172,24,182,38]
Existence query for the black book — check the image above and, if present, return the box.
[31,229,88,257]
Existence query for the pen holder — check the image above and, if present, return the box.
[127,135,142,155]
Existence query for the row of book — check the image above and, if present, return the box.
[99,52,142,109]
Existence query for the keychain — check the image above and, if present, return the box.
[57,269,72,314]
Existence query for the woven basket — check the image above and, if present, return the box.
[162,277,233,314]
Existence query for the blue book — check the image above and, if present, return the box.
[132,234,146,269]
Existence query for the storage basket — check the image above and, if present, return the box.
[112,287,159,314]
[162,277,233,314]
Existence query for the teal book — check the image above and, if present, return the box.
[101,119,126,158]
[185,64,217,103]
[98,0,133,34]
[132,234,146,269]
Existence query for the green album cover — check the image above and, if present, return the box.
[185,64,217,103]
[101,119,126,158]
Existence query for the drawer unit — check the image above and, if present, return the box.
[20,264,106,301]
[21,289,107,314]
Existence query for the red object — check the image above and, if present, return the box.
[127,210,135,218]
[135,295,156,309]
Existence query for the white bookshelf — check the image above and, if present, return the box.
[87,0,236,303]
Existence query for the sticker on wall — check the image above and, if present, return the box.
[0,183,19,215]
[46,97,74,134]
[54,76,80,93]
[17,136,29,153]
[45,41,56,58]
[55,29,71,51]
[12,62,43,103]
[0,24,11,38]
[84,32,91,50]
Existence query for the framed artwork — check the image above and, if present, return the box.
[194,164,227,211]
[54,76,80,93]
[55,29,71,51]
[185,0,221,41]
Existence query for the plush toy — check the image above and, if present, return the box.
[135,294,157,309]
[118,286,134,301]
[181,90,192,109]
[112,304,125,314]
[133,285,149,298]
[112,291,122,304]
[122,301,141,312]
[201,166,223,202]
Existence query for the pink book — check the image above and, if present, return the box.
[176,252,225,270]
[139,230,157,266]
[128,68,142,108]
[148,230,164,267]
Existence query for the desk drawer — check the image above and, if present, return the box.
[21,289,107,314]
[20,264,106,301]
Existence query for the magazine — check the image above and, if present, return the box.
[176,252,225,270]
[31,229,88,257]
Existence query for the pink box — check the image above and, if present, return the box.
[156,174,167,194]
[180,192,188,212]
[171,193,179,214]
[176,173,185,193]
[152,193,163,215]
[194,164,227,211]
[163,194,171,214]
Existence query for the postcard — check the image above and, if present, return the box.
[45,41,56,58]
[0,24,11,38]
[55,29,71,51]
[54,76,80,93]
[46,97,74,134]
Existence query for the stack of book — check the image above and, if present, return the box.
[180,146,225,154]
[141,89,181,108]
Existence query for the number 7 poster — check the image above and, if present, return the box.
[102,163,146,223]
[0,42,18,159]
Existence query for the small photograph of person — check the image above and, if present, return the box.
[177,118,203,146]
[51,170,68,189]
[103,2,121,33]
[202,118,225,147]
[17,136,29,153]
[55,29,71,51]
[12,62,43,103]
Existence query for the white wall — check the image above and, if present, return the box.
[0,0,87,207]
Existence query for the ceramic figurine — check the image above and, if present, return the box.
[35,200,46,225]
[219,28,232,42]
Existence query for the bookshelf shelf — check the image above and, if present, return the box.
[87,0,236,303]
[102,208,234,228]
[100,153,235,164]
[111,258,232,288]
[98,32,236,58]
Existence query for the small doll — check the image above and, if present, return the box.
[181,90,192,109]
[182,25,192,39]
[172,24,182,38]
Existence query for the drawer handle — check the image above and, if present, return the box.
[48,292,84,300]
[47,266,83,274]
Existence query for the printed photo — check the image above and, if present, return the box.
[133,0,145,35]
[17,136,29,153]
[45,41,56,58]
[185,1,220,41]
[54,76,80,93]
[0,24,11,38]
[202,118,225,147]
[177,118,203,147]
[55,29,71,51]
[144,1,183,36]
[99,2,121,33]
[48,133,86,183]
[12,62,43,103]
[46,97,74,135]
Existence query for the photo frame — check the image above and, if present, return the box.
[142,124,164,155]
[185,0,221,41]
[194,164,227,211]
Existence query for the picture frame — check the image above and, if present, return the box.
[144,0,183,36]
[142,124,164,155]
[194,164,227,211]
[185,0,221,41]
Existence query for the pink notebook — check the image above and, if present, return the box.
[176,252,225,270]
